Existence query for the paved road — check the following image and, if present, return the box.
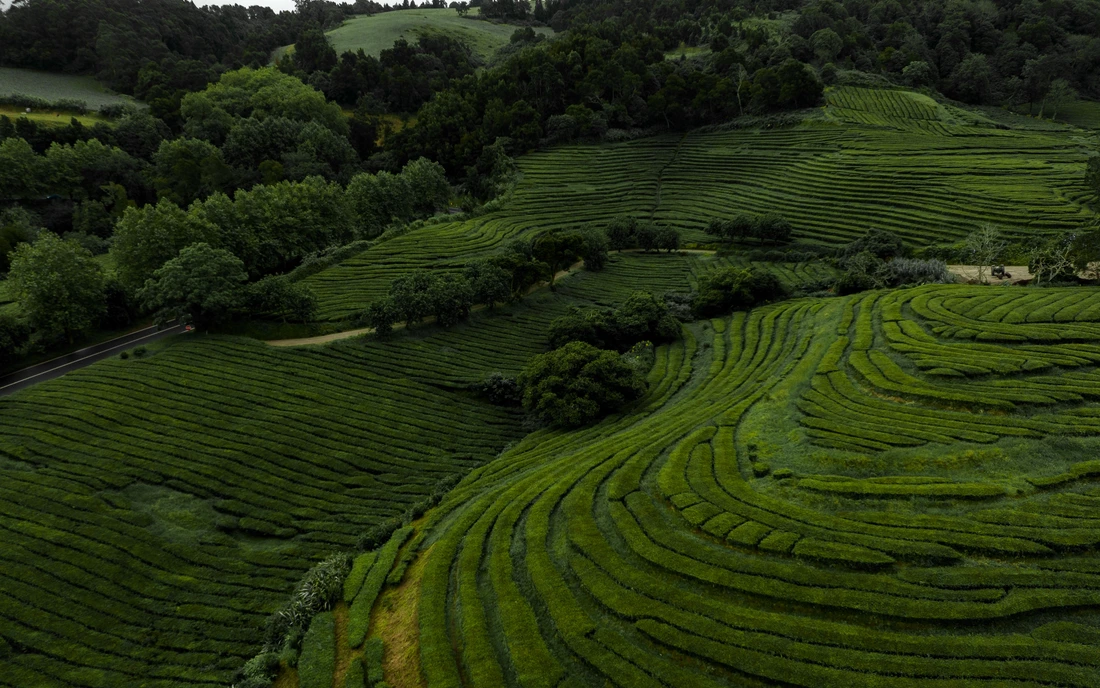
[0,323,188,397]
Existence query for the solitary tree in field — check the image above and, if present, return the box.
[1044,79,1077,121]
[965,224,1005,284]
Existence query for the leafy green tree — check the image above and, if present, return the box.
[752,214,793,244]
[197,176,353,277]
[222,116,304,171]
[579,226,610,270]
[138,242,247,327]
[749,59,823,111]
[551,291,681,351]
[635,222,659,252]
[654,226,681,252]
[465,260,512,309]
[947,53,992,104]
[1070,220,1100,280]
[426,274,474,327]
[1042,78,1076,121]
[610,291,682,348]
[245,275,318,322]
[388,272,437,327]
[8,233,106,342]
[288,121,360,182]
[0,138,45,200]
[361,299,398,337]
[345,171,414,239]
[113,112,171,160]
[0,311,30,364]
[112,199,220,289]
[72,182,134,239]
[810,28,842,63]
[487,250,550,297]
[182,67,348,138]
[532,230,585,286]
[293,24,338,74]
[694,267,787,317]
[518,341,647,427]
[401,157,451,215]
[902,61,934,87]
[605,216,638,251]
[152,138,232,207]
[0,207,41,272]
[842,228,905,261]
[43,139,144,201]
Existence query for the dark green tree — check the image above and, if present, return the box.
[111,199,220,289]
[138,242,247,327]
[517,341,647,427]
[8,233,106,343]
[532,230,585,286]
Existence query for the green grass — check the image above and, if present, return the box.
[0,67,139,110]
[273,9,552,64]
[305,85,1095,321]
[0,104,113,128]
[407,284,1100,687]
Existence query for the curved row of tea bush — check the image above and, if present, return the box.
[399,286,1100,687]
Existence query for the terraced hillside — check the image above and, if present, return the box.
[305,85,1096,321]
[0,251,748,687]
[366,284,1100,688]
[0,328,532,687]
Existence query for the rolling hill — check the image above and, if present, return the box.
[273,9,552,64]
[301,85,1096,322]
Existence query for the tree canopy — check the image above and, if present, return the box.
[517,341,647,427]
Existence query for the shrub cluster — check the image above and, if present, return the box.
[605,216,680,252]
[693,267,788,317]
[472,372,522,406]
[261,553,352,660]
[548,291,682,352]
[517,341,647,427]
[836,230,954,295]
[705,214,793,245]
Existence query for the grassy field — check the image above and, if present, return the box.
[303,85,1096,321]
[274,9,552,64]
[0,67,138,111]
